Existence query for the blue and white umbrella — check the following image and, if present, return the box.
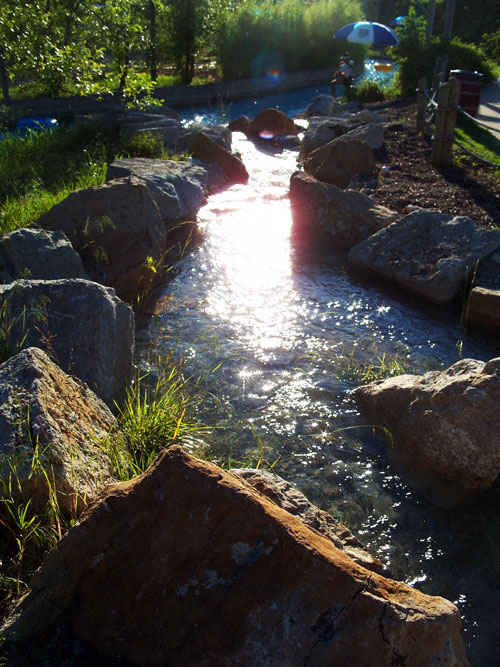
[334,21,400,47]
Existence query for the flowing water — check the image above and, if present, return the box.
[137,86,500,665]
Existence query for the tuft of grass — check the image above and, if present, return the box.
[105,355,209,480]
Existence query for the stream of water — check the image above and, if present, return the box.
[137,88,500,665]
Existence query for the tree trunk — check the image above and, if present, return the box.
[147,0,158,81]
[0,48,10,99]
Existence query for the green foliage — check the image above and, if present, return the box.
[215,0,364,81]
[351,79,387,103]
[0,123,113,234]
[163,0,211,84]
[454,116,500,166]
[108,357,208,479]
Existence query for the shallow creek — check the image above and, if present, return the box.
[137,122,500,664]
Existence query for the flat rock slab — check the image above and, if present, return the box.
[3,446,467,666]
[348,209,500,303]
[0,347,115,511]
[0,279,134,406]
[354,357,500,496]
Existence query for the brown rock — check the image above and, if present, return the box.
[3,446,468,666]
[0,347,115,512]
[466,286,500,331]
[304,136,377,188]
[354,357,500,496]
[231,467,384,573]
[246,108,299,138]
[227,115,251,133]
[190,131,249,185]
[290,171,397,249]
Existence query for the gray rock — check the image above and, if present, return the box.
[343,122,385,150]
[0,279,134,406]
[304,94,337,118]
[0,228,88,282]
[179,122,232,152]
[189,131,248,187]
[299,117,357,161]
[303,136,377,188]
[290,171,397,249]
[119,118,181,151]
[0,347,116,512]
[348,209,500,304]
[354,357,500,497]
[105,158,208,225]
[37,175,166,303]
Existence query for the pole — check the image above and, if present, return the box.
[443,0,456,41]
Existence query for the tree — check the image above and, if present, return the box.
[165,0,210,84]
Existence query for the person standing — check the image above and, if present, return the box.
[330,53,354,98]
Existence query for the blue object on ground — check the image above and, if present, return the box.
[15,117,58,135]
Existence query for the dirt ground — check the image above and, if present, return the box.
[368,98,500,230]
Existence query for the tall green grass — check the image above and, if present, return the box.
[0,123,115,234]
[454,115,500,167]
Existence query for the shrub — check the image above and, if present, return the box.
[350,79,386,103]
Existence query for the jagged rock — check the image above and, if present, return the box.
[290,171,397,248]
[189,131,249,186]
[37,175,166,303]
[466,287,500,331]
[348,210,500,304]
[179,122,232,152]
[354,357,500,496]
[2,446,467,666]
[105,158,208,225]
[245,108,299,138]
[0,279,134,406]
[0,347,115,512]
[304,94,337,117]
[299,116,358,161]
[0,228,88,283]
[343,121,385,150]
[231,468,383,573]
[303,136,377,188]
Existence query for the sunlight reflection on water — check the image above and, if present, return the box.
[138,127,500,665]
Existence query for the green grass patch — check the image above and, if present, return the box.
[0,123,115,234]
[454,115,500,166]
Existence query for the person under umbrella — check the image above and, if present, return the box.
[330,53,354,98]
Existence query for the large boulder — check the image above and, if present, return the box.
[348,210,500,304]
[304,94,337,118]
[118,116,181,151]
[2,446,467,666]
[303,136,377,189]
[299,116,357,161]
[37,176,166,303]
[179,122,232,152]
[245,108,299,139]
[189,131,249,186]
[0,279,134,406]
[105,158,208,225]
[231,468,383,573]
[354,357,500,495]
[290,171,397,249]
[0,347,115,512]
[0,228,88,283]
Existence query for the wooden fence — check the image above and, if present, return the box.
[416,73,499,168]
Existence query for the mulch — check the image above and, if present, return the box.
[367,98,500,231]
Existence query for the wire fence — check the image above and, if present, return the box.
[416,75,500,168]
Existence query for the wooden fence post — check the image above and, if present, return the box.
[431,77,460,166]
[416,77,427,133]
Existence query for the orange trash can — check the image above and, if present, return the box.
[449,69,483,117]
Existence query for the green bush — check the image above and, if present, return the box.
[351,79,386,103]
